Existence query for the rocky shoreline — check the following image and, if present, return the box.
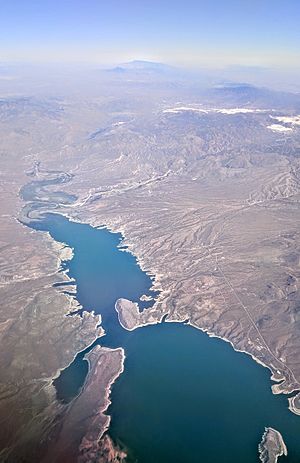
[36,345,125,463]
[259,427,288,463]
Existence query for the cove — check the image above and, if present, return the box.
[30,213,300,462]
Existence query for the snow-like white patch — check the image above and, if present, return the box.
[267,115,300,133]
[267,124,293,132]
[112,121,126,126]
[163,106,209,114]
[270,115,300,126]
[215,108,266,114]
[163,106,267,115]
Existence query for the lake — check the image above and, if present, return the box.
[30,213,300,463]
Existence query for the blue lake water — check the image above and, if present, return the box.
[31,213,300,463]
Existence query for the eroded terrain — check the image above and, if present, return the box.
[1,66,300,461]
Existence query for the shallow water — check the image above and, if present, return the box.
[31,213,300,462]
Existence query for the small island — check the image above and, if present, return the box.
[259,427,288,463]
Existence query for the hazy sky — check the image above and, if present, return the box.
[1,0,299,68]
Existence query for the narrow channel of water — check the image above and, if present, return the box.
[30,213,300,462]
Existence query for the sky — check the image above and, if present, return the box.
[0,0,299,69]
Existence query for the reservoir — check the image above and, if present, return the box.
[31,213,300,463]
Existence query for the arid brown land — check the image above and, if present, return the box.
[1,66,300,461]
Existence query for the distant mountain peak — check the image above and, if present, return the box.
[121,60,167,68]
[213,82,256,90]
[107,60,175,74]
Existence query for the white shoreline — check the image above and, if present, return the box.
[31,209,300,420]
[258,427,288,463]
[20,214,104,386]
[83,346,126,441]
